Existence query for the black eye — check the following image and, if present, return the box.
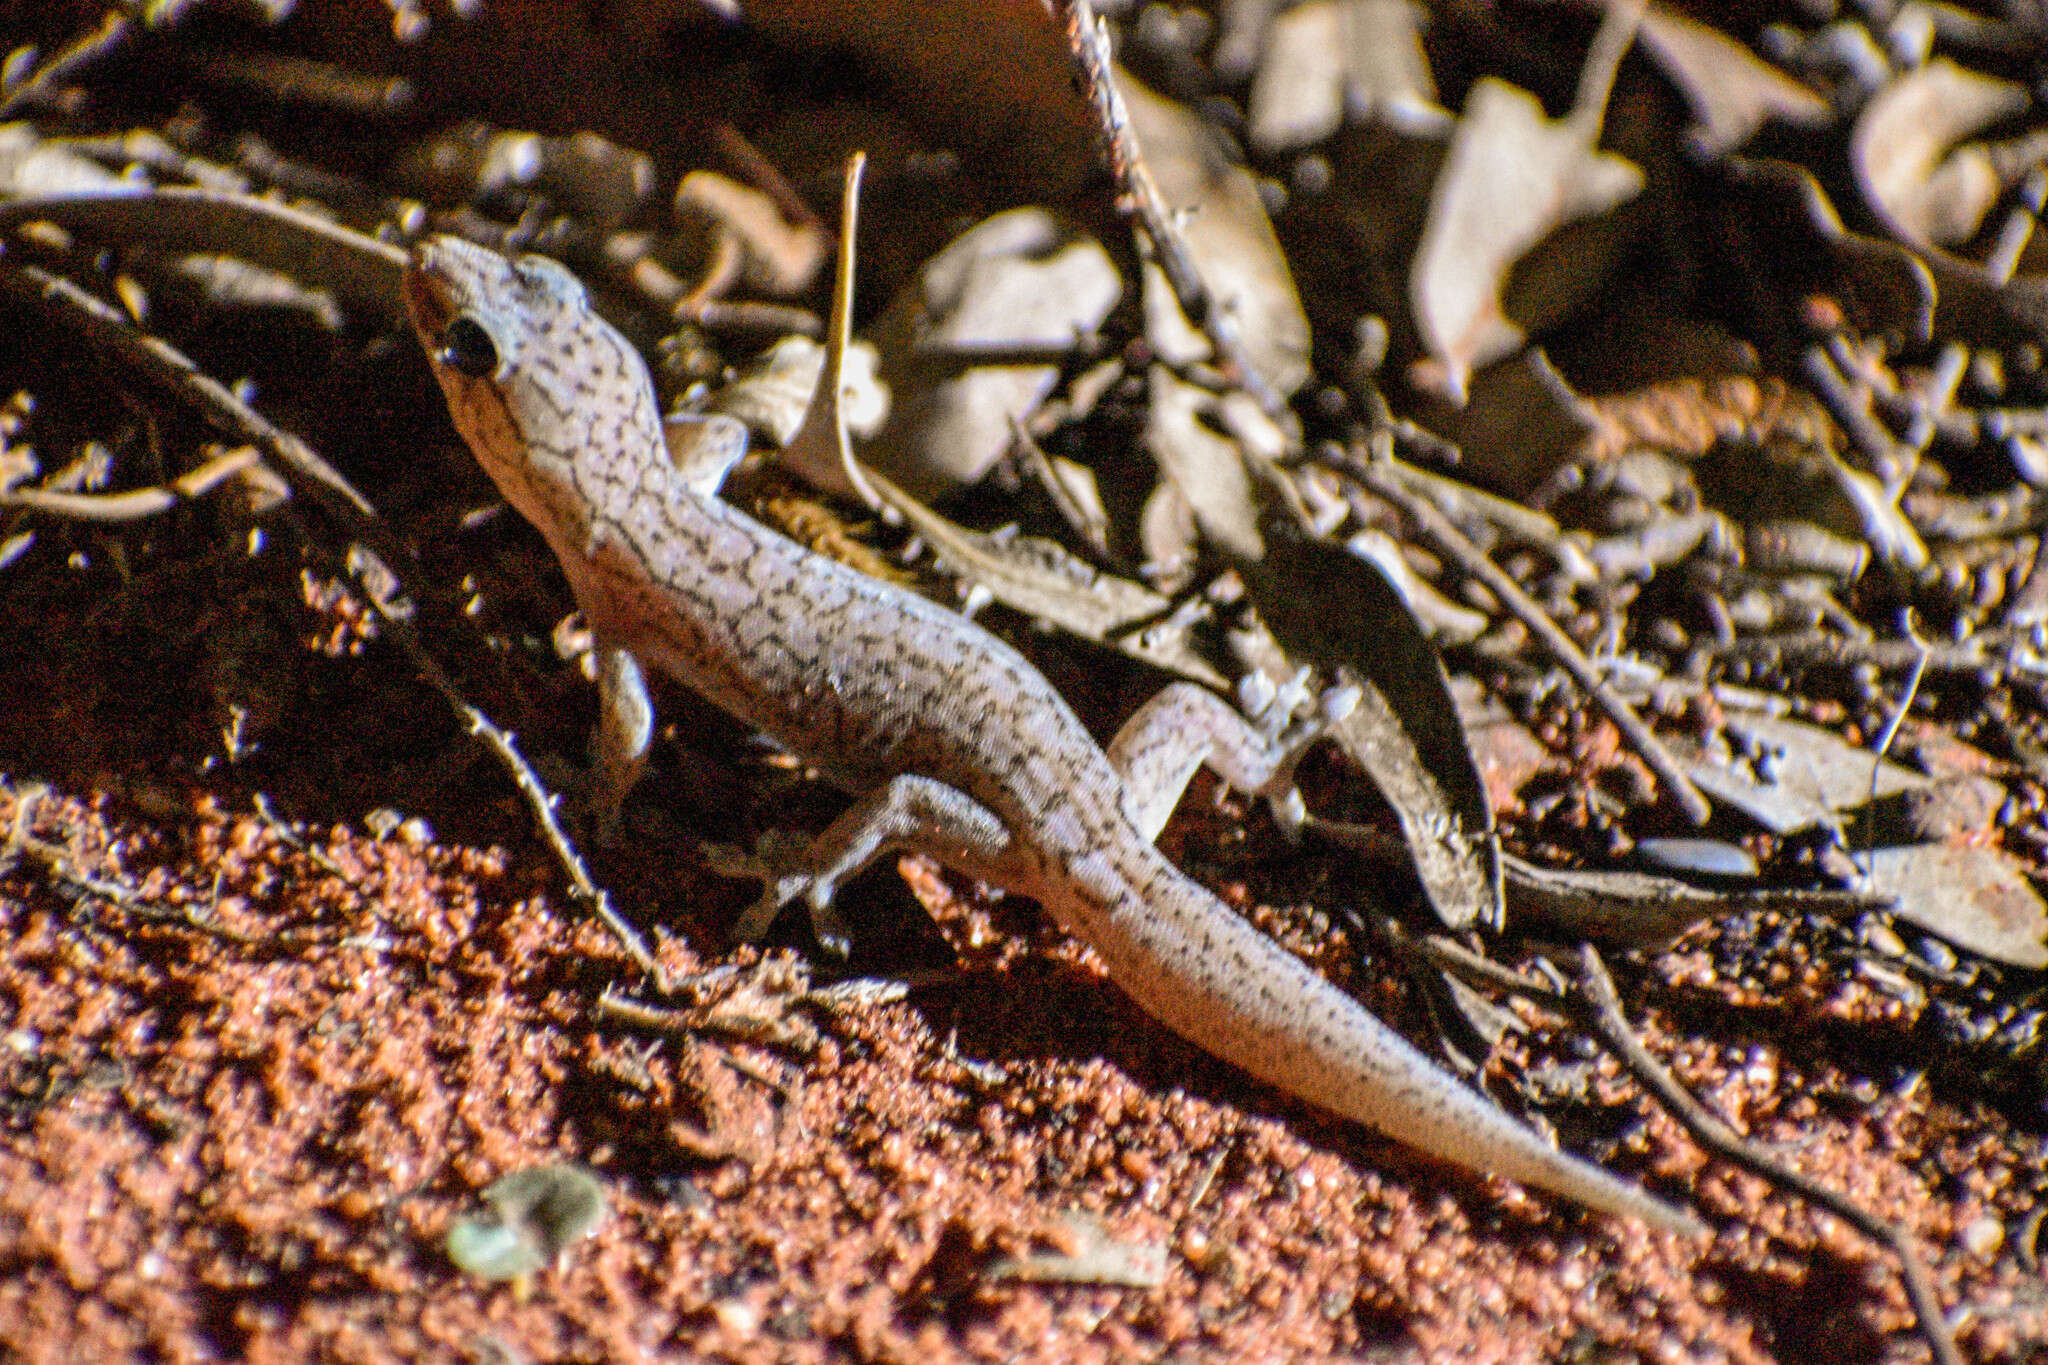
[438,316,499,378]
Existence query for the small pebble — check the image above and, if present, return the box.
[712,1299,761,1336]
[1959,1216,2005,1259]
[1914,936,1959,973]
[1858,915,1908,958]
[1636,837,1759,879]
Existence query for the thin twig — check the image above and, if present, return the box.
[457,704,667,988]
[1990,169,2048,630]
[671,296,822,337]
[0,187,409,318]
[595,984,693,1031]
[1349,449,1714,825]
[0,259,375,518]
[294,529,670,985]
[1710,627,2036,679]
[1059,0,1283,415]
[1576,946,1963,1365]
[0,10,131,119]
[709,122,824,233]
[1868,617,1931,767]
[1855,614,1930,879]
[1385,917,1569,1010]
[2,446,270,522]
[1800,342,1909,488]
[2,250,666,980]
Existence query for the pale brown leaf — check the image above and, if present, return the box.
[1851,58,2029,249]
[1409,79,1643,401]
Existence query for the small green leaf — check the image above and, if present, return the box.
[446,1163,608,1282]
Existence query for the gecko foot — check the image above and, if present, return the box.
[1239,675,1361,838]
[700,831,855,955]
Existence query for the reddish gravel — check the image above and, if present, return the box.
[2,778,2043,1364]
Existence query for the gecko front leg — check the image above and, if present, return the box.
[588,413,752,840]
[590,645,654,844]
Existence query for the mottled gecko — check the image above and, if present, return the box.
[403,234,1702,1237]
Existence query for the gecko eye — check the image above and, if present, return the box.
[438,316,500,379]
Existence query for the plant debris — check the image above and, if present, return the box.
[3,2,2048,1361]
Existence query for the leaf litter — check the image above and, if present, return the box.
[1,1,2047,1362]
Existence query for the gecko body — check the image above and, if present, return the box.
[404,235,1700,1237]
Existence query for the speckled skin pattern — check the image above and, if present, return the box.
[404,236,1700,1236]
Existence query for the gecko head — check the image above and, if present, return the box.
[403,235,665,508]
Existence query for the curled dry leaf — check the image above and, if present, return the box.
[1635,4,1828,158]
[1119,72,1313,400]
[1851,58,2030,250]
[863,207,1120,497]
[1860,843,2048,969]
[1346,529,1488,643]
[1249,536,1503,930]
[672,170,829,299]
[1409,79,1644,401]
[1245,0,1436,155]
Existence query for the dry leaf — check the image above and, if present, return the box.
[1851,58,2029,249]
[1246,0,1436,154]
[1145,364,1264,561]
[713,334,886,450]
[1504,854,1884,948]
[391,121,654,228]
[864,208,1120,497]
[1120,73,1313,400]
[1409,79,1643,401]
[1411,348,1597,498]
[1251,538,1504,929]
[1635,4,1828,158]
[1860,844,2048,969]
[0,125,126,197]
[1676,714,1927,836]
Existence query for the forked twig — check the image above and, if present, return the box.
[1576,946,1962,1365]
[1059,0,1283,414]
[1397,921,1964,1365]
[1348,448,1713,824]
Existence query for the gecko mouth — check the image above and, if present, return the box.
[400,261,453,339]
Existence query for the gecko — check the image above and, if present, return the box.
[402,232,1704,1238]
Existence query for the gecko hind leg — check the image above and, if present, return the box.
[709,774,1021,952]
[1106,680,1356,844]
